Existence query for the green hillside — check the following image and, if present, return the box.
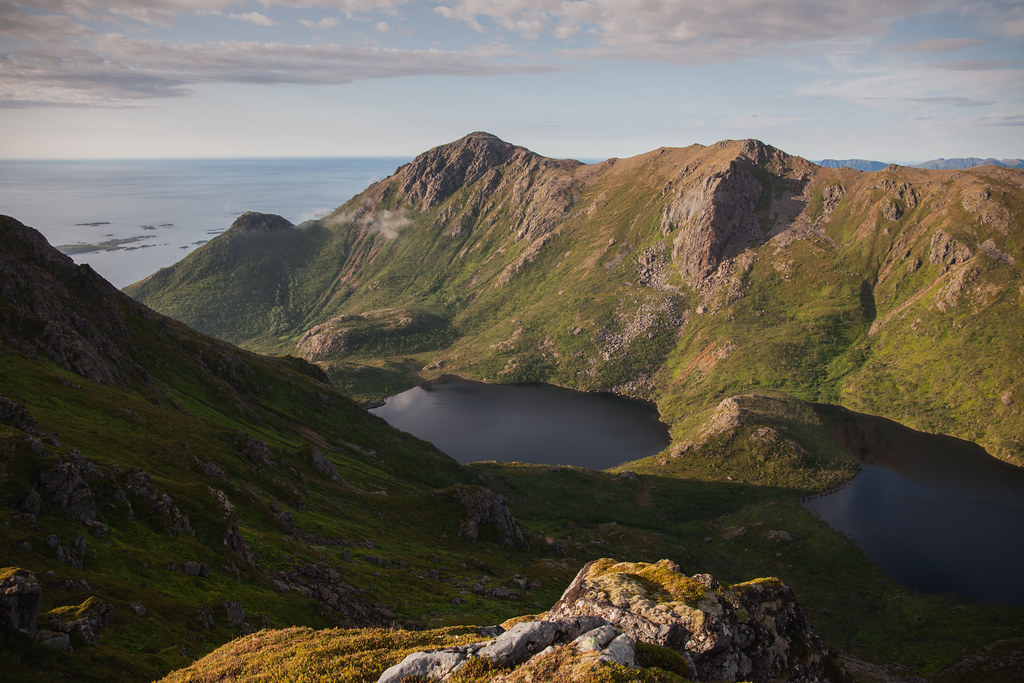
[128,133,1024,466]
[4,130,1024,681]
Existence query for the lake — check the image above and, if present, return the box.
[805,405,1024,604]
[370,379,670,469]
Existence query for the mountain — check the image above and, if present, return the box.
[128,132,1024,468]
[4,137,1024,680]
[814,158,888,172]
[915,157,1024,170]
[817,157,1024,171]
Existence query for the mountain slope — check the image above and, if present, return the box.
[127,133,1024,466]
[0,215,544,680]
[7,203,1024,679]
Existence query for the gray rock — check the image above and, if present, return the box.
[0,569,42,637]
[377,648,469,683]
[35,629,71,651]
[310,447,344,483]
[548,558,832,683]
[129,602,147,617]
[440,485,527,547]
[477,620,559,667]
[223,601,245,625]
[122,468,191,535]
[224,522,256,566]
[182,561,211,578]
[69,535,86,570]
[601,633,637,668]
[60,599,114,646]
[195,606,215,629]
[38,452,99,523]
[573,624,621,652]
[20,487,41,517]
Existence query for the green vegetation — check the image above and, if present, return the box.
[7,134,1024,680]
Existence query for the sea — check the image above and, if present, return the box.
[0,157,410,288]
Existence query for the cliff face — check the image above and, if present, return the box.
[126,132,1024,465]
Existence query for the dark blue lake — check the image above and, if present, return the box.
[805,406,1024,604]
[370,380,670,469]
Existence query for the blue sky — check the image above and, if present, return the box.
[1,0,1022,162]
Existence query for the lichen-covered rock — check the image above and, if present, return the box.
[50,597,115,647]
[0,568,42,638]
[547,558,834,683]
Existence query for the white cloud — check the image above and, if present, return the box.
[299,16,341,29]
[375,20,389,32]
[432,0,943,63]
[229,11,278,27]
[0,32,560,107]
[895,38,983,53]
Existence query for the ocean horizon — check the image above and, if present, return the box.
[0,157,410,288]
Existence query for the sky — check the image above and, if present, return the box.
[1,0,1023,162]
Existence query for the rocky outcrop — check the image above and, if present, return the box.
[0,394,41,435]
[0,568,42,638]
[273,563,398,626]
[0,215,147,384]
[437,485,528,547]
[929,231,973,273]
[547,559,834,682]
[380,558,835,683]
[377,616,624,683]
[51,597,115,647]
[394,132,524,211]
[38,452,100,523]
[122,468,191,536]
[666,160,765,289]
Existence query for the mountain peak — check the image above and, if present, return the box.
[229,211,294,233]
[392,132,537,211]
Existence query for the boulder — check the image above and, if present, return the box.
[439,485,527,547]
[34,629,71,651]
[223,601,245,625]
[547,558,833,682]
[38,452,99,523]
[0,568,42,638]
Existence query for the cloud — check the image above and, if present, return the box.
[718,113,806,129]
[895,38,983,53]
[931,60,1018,71]
[0,24,560,107]
[978,114,1024,126]
[299,16,341,29]
[229,12,278,27]
[907,96,994,107]
[433,0,941,63]
[326,207,411,239]
[375,21,390,33]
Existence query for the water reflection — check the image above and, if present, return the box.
[805,405,1024,603]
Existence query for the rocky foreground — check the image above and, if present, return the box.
[160,558,841,683]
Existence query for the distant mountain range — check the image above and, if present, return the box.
[817,156,1024,171]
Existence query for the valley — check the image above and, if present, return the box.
[2,132,1024,681]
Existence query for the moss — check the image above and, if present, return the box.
[590,559,708,607]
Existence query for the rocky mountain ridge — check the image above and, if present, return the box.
[128,132,1024,466]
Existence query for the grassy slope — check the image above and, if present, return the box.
[117,138,1024,677]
